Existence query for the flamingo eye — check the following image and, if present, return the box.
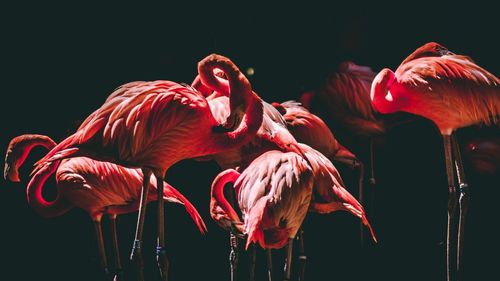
[385,90,393,102]
[468,143,477,151]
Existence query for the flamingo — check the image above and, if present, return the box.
[4,134,207,280]
[194,73,376,281]
[32,54,264,281]
[271,100,359,167]
[192,73,302,281]
[210,150,314,281]
[370,42,500,281]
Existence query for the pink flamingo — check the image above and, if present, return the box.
[4,134,207,280]
[271,101,359,166]
[192,73,302,281]
[194,73,376,281]
[210,143,377,281]
[32,54,264,281]
[370,42,500,281]
[271,100,370,244]
[210,150,314,281]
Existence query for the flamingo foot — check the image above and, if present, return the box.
[156,246,170,281]
[130,240,144,281]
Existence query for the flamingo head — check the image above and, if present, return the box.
[4,149,21,182]
[370,68,398,114]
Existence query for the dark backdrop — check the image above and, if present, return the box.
[1,2,499,281]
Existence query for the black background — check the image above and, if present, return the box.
[1,2,499,281]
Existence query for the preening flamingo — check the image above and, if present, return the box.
[370,42,500,281]
[195,73,376,281]
[33,54,264,281]
[192,73,303,281]
[271,100,371,245]
[210,150,314,281]
[4,134,207,280]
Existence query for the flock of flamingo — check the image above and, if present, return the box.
[4,42,499,281]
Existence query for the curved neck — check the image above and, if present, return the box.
[210,169,242,224]
[5,134,57,182]
[27,160,72,218]
[370,69,397,114]
[198,54,264,152]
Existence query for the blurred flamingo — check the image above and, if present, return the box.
[464,136,500,175]
[32,54,263,281]
[370,42,500,281]
[4,134,207,280]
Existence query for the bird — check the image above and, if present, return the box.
[370,41,500,281]
[192,73,303,281]
[210,150,314,281]
[194,74,376,281]
[32,53,264,281]
[4,134,207,281]
[271,100,359,167]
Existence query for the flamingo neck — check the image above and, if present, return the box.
[210,169,241,224]
[370,69,398,114]
[5,134,57,182]
[27,161,72,218]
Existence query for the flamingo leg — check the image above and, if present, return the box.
[452,134,469,280]
[156,176,169,281]
[283,238,293,281]
[109,214,123,281]
[249,244,257,281]
[227,186,239,281]
[229,232,239,281]
[358,161,366,247]
[266,249,273,281]
[297,229,306,281]
[93,219,110,278]
[129,168,151,281]
[443,135,458,281]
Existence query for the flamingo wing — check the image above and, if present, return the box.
[298,143,377,242]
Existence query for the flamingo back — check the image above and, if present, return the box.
[235,150,314,249]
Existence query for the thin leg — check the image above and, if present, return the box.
[266,249,273,281]
[156,177,169,281]
[130,168,151,281]
[227,186,239,281]
[297,230,306,281]
[229,232,239,281]
[93,219,110,278]
[249,244,256,281]
[358,162,366,247]
[443,135,458,281]
[283,239,293,281]
[369,138,376,185]
[452,134,469,280]
[109,214,123,281]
